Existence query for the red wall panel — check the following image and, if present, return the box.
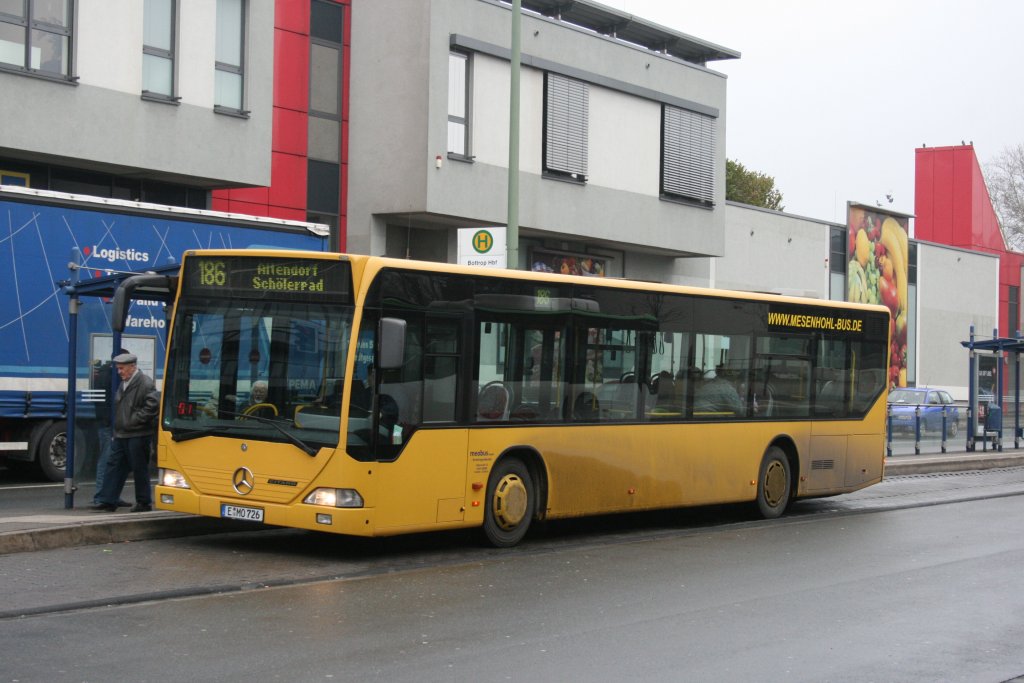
[269,151,307,210]
[276,0,309,34]
[274,28,309,113]
[914,150,935,241]
[266,206,307,222]
[229,186,270,205]
[273,106,308,156]
[229,198,275,217]
[934,150,955,245]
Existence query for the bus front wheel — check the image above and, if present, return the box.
[482,458,536,548]
[756,446,792,519]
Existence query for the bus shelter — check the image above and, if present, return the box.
[59,258,179,508]
[961,325,1024,452]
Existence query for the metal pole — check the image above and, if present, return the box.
[967,324,975,452]
[886,403,892,457]
[914,404,921,455]
[64,295,79,508]
[63,247,83,509]
[1011,329,1019,448]
[506,0,521,270]
[940,406,947,454]
[996,328,1004,452]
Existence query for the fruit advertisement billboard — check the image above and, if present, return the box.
[846,204,910,388]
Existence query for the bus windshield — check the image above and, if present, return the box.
[161,297,354,452]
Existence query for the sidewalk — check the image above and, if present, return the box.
[0,481,245,555]
[3,448,1024,555]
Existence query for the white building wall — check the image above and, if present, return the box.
[588,87,660,196]
[916,242,999,399]
[713,203,832,297]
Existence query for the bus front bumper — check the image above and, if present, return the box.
[154,485,376,536]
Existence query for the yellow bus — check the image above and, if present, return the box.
[119,250,890,547]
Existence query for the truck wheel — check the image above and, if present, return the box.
[756,446,792,519]
[34,421,69,482]
[482,458,536,548]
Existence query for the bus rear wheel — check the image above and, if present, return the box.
[756,446,792,519]
[482,458,536,548]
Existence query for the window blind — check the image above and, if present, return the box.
[662,105,716,205]
[544,73,589,180]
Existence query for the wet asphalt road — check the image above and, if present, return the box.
[2,467,1024,681]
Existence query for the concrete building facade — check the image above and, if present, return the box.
[0,0,276,192]
[347,0,738,280]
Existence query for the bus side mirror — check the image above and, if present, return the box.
[111,274,176,332]
[378,317,406,370]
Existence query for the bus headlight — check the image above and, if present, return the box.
[159,468,190,489]
[303,488,364,508]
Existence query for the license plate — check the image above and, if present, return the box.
[221,503,264,522]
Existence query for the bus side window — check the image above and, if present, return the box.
[422,319,460,423]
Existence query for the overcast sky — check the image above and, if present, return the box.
[617,0,1024,227]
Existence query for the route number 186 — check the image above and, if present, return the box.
[198,260,226,286]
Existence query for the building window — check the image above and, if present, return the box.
[142,0,176,100]
[308,39,340,161]
[0,0,73,78]
[214,0,245,113]
[307,0,343,245]
[1010,286,1020,337]
[543,72,588,182]
[308,0,342,163]
[1,169,30,186]
[829,226,846,301]
[447,51,471,158]
[661,104,716,207]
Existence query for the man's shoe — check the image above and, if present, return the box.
[116,500,132,508]
[89,503,117,512]
[130,503,152,512]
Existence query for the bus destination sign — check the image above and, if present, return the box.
[184,256,351,301]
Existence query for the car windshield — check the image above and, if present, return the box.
[889,388,926,404]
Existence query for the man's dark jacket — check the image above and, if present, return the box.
[114,370,159,438]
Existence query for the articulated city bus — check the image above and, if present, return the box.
[120,250,890,547]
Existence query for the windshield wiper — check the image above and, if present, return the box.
[170,427,219,443]
[171,410,320,457]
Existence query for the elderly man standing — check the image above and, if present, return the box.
[90,352,159,512]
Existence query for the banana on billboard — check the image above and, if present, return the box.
[846,204,910,388]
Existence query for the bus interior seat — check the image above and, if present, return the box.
[598,379,639,419]
[852,369,885,412]
[477,381,511,421]
[571,391,600,421]
[815,379,845,416]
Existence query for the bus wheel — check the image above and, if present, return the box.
[756,446,792,519]
[482,458,535,548]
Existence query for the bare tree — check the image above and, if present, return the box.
[985,144,1024,251]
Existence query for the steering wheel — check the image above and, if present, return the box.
[241,402,279,419]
